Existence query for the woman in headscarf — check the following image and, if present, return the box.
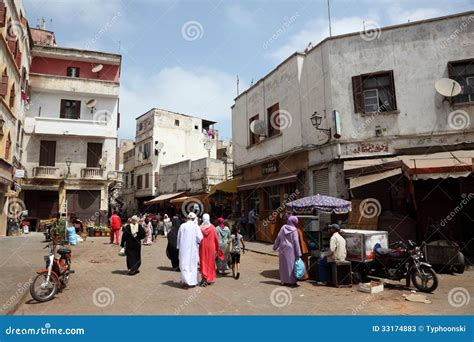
[120,215,146,275]
[142,217,153,245]
[273,216,302,286]
[198,213,219,286]
[215,217,231,274]
[166,215,181,271]
[163,214,172,237]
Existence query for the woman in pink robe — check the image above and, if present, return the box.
[273,216,302,286]
[199,213,219,286]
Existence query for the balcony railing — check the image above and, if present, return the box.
[81,167,104,179]
[33,166,61,179]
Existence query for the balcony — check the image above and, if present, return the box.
[29,73,119,97]
[33,166,61,179]
[25,116,116,138]
[81,168,105,180]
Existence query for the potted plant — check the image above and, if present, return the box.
[95,226,101,237]
[87,225,96,237]
[104,227,111,236]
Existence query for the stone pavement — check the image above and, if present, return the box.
[5,235,473,315]
[0,233,48,315]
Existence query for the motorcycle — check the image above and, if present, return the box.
[29,238,74,302]
[362,240,438,293]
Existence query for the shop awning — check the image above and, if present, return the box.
[237,172,298,191]
[207,178,240,196]
[144,192,185,205]
[349,168,402,188]
[170,194,206,204]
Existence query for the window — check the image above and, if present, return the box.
[9,84,15,109]
[352,71,397,113]
[0,2,6,28]
[86,143,102,168]
[249,115,259,146]
[265,186,280,211]
[67,67,80,77]
[145,173,150,188]
[267,103,280,137]
[125,173,129,188]
[39,140,56,166]
[248,191,259,213]
[60,99,81,119]
[448,59,474,103]
[4,133,11,160]
[137,175,143,190]
[154,172,159,187]
[131,171,134,186]
[140,143,151,160]
[0,69,8,97]
[174,119,180,126]
[194,125,199,130]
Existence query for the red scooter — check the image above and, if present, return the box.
[30,238,74,302]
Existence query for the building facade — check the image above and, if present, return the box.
[0,0,31,235]
[132,108,219,208]
[232,12,474,243]
[21,28,121,228]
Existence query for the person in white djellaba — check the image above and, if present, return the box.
[177,212,203,288]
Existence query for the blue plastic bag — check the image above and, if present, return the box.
[66,226,77,246]
[294,257,306,280]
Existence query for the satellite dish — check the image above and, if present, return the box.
[92,64,103,73]
[86,99,97,108]
[156,142,164,150]
[435,78,461,97]
[250,119,266,136]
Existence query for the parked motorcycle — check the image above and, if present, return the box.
[361,240,438,293]
[29,238,74,302]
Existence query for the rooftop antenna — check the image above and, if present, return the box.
[327,0,332,37]
[37,17,47,30]
[118,40,121,53]
[236,75,239,96]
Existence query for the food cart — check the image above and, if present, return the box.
[342,229,389,262]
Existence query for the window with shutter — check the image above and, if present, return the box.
[249,114,259,146]
[0,1,6,27]
[86,143,102,167]
[4,133,11,160]
[39,141,56,166]
[145,173,150,188]
[267,103,280,137]
[0,70,8,97]
[352,71,397,113]
[448,59,474,103]
[9,84,15,108]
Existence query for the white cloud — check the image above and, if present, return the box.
[267,15,379,62]
[119,66,243,139]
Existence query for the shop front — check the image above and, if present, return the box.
[237,152,308,243]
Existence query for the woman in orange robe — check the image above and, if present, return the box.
[199,213,220,286]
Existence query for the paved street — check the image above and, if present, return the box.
[2,234,470,316]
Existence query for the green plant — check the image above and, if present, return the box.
[52,218,67,236]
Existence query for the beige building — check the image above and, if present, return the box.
[0,0,31,235]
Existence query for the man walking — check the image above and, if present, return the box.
[109,211,122,245]
[177,212,203,288]
[247,208,258,241]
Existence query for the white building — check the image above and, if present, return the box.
[21,29,121,227]
[132,108,219,207]
[232,12,474,242]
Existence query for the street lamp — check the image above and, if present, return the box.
[65,158,72,179]
[310,111,331,138]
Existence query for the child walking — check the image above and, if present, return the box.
[230,226,245,280]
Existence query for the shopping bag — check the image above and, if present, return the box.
[294,257,306,280]
[118,247,126,256]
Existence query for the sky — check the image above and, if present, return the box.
[23,0,473,142]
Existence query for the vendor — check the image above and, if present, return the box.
[317,224,347,285]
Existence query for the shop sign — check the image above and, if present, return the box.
[14,169,25,178]
[262,161,278,175]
